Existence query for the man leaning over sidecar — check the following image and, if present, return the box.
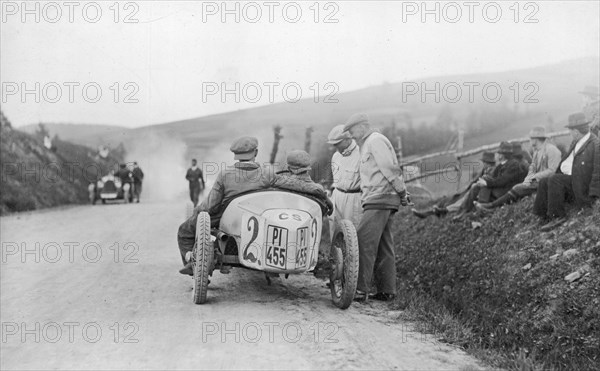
[177,136,277,275]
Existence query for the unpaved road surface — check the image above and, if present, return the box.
[1,200,483,370]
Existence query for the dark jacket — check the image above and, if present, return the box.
[132,167,144,184]
[556,133,600,206]
[117,168,133,184]
[273,170,333,215]
[483,158,523,192]
[186,167,204,188]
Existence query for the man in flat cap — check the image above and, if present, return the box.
[476,127,562,212]
[327,124,362,229]
[534,113,600,231]
[273,150,332,210]
[454,141,524,219]
[413,151,496,219]
[343,113,409,301]
[177,136,276,275]
[579,85,599,136]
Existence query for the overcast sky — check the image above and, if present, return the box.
[1,0,599,128]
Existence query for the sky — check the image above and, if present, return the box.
[1,0,599,128]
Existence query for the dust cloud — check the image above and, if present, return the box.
[125,132,188,201]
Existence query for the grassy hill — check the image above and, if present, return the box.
[392,198,600,370]
[1,119,122,214]
[25,57,599,163]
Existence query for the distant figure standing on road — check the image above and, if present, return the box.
[186,159,205,207]
[132,162,144,203]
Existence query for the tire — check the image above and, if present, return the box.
[329,220,359,309]
[101,199,106,204]
[193,212,213,304]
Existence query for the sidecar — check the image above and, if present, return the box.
[190,189,359,309]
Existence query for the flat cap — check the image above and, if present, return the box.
[286,150,312,174]
[343,113,370,132]
[565,112,590,129]
[230,136,258,160]
[327,125,351,144]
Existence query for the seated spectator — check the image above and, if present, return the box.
[274,150,333,213]
[512,142,532,177]
[453,142,524,220]
[533,113,600,231]
[412,151,496,219]
[475,127,562,211]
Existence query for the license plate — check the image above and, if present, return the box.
[295,227,308,268]
[266,226,288,269]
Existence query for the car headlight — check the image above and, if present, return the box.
[97,181,104,188]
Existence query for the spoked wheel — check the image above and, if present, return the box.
[329,219,359,309]
[193,212,213,304]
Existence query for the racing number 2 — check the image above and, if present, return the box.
[266,226,287,268]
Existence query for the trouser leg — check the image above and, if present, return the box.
[547,174,573,218]
[372,214,397,294]
[533,177,550,217]
[461,184,481,212]
[177,213,198,266]
[357,209,392,293]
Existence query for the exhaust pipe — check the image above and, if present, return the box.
[211,230,229,242]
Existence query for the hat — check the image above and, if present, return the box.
[497,141,513,155]
[528,126,548,139]
[343,113,370,132]
[565,112,590,129]
[230,136,258,160]
[511,142,524,153]
[327,125,351,144]
[481,152,495,164]
[578,85,599,97]
[286,150,312,174]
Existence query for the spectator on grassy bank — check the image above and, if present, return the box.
[412,151,496,219]
[452,142,524,220]
[533,112,600,231]
[475,127,562,212]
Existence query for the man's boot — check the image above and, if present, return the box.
[433,205,448,217]
[411,208,435,219]
[490,192,516,208]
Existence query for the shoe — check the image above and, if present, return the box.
[353,290,367,301]
[474,202,493,214]
[220,265,232,274]
[540,217,567,232]
[412,208,434,219]
[369,292,396,301]
[179,262,193,276]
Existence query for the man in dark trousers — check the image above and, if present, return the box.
[186,159,205,207]
[343,113,410,302]
[132,162,144,203]
[117,163,134,202]
[534,112,600,231]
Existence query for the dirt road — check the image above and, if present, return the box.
[1,200,483,370]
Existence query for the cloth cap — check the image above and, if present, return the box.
[565,112,590,129]
[481,152,495,164]
[230,136,258,160]
[286,150,312,174]
[327,125,351,144]
[497,141,513,155]
[579,85,599,97]
[343,113,370,132]
[529,126,548,139]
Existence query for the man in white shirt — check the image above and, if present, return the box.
[327,125,362,229]
[533,112,600,231]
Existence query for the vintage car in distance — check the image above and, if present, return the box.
[89,171,133,204]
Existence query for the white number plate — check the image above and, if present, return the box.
[266,225,288,269]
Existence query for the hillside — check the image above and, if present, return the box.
[23,57,599,164]
[0,119,122,214]
[20,123,130,149]
[392,197,600,370]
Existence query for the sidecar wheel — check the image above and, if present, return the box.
[329,219,359,309]
[193,212,213,304]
